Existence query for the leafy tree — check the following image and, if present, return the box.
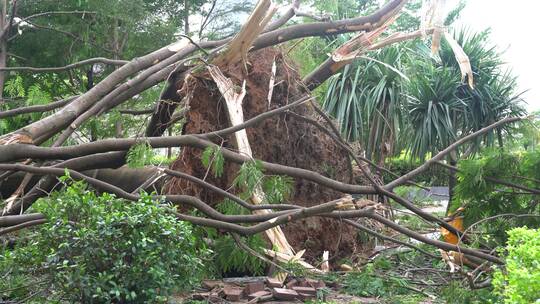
[1,181,209,303]
[453,149,540,245]
[323,44,407,163]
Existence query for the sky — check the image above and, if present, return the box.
[453,0,540,112]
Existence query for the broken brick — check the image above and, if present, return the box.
[248,290,272,300]
[224,286,244,301]
[266,277,282,288]
[272,287,299,301]
[244,281,265,295]
[292,286,317,295]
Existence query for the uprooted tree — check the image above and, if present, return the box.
[0,0,531,285]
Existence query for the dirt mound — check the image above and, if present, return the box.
[165,48,371,263]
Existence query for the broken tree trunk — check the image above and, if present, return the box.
[208,65,294,256]
[206,0,295,257]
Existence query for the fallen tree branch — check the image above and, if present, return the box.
[0,213,45,227]
[0,218,47,236]
[0,96,78,119]
[436,161,540,195]
[0,57,127,73]
[370,214,502,264]
[385,116,523,190]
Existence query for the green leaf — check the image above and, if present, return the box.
[201,146,224,178]
[126,141,154,168]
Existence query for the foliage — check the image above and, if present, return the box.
[262,175,294,204]
[233,160,265,195]
[211,231,267,276]
[322,27,525,163]
[1,182,208,303]
[453,149,540,245]
[201,146,225,178]
[342,258,412,299]
[1,78,52,135]
[323,44,407,162]
[232,160,294,204]
[507,113,540,151]
[192,198,267,276]
[195,155,295,276]
[3,0,238,140]
[126,141,155,168]
[405,29,525,159]
[150,154,176,166]
[440,281,498,304]
[383,154,449,185]
[493,227,540,304]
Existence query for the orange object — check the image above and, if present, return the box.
[441,207,465,245]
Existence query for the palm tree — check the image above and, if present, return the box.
[322,28,525,197]
[322,44,408,164]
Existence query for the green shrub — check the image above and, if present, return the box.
[1,181,209,303]
[453,150,540,245]
[493,227,540,304]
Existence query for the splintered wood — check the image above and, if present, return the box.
[207,65,294,257]
[213,0,277,69]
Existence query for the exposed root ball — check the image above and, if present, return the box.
[166,48,371,263]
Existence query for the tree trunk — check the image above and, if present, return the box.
[184,0,189,35]
[0,0,7,100]
[446,152,458,215]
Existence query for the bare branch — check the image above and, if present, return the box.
[437,161,540,195]
[370,214,503,264]
[385,116,523,190]
[0,57,127,73]
[0,10,96,40]
[0,218,47,236]
[0,96,77,119]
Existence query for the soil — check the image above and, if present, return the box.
[165,47,372,264]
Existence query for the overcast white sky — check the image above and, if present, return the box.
[453,0,539,112]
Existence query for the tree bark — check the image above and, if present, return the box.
[0,0,7,100]
[184,0,189,35]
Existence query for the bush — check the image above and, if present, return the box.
[453,150,540,245]
[1,181,209,303]
[493,227,540,304]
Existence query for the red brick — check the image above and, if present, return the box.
[272,287,299,301]
[224,286,243,301]
[292,286,317,295]
[247,290,272,300]
[266,277,282,288]
[244,281,265,295]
